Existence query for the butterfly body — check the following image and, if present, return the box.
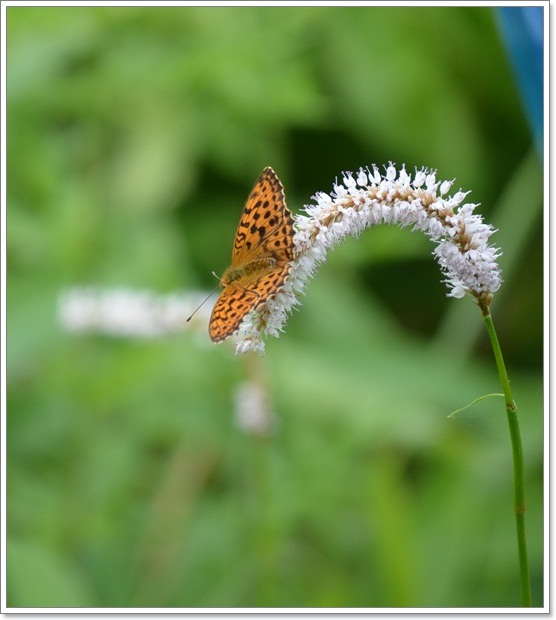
[209,167,295,343]
[221,257,277,286]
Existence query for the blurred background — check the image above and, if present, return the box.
[7,5,543,609]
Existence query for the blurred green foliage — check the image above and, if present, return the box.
[7,6,543,609]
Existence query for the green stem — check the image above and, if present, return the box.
[482,309,531,606]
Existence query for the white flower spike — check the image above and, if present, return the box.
[235,164,502,355]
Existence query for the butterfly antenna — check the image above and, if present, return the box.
[186,277,221,323]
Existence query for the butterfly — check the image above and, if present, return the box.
[209,167,295,343]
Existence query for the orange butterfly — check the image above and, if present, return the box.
[209,167,295,343]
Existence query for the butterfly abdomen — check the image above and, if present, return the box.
[222,258,277,285]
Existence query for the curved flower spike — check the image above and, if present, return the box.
[236,164,502,355]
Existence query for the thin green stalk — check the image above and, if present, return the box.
[482,309,531,607]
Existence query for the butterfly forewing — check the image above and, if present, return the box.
[231,167,295,267]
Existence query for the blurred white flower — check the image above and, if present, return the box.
[58,287,211,338]
[234,381,276,437]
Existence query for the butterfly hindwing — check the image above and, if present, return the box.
[208,285,260,343]
[208,263,292,343]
